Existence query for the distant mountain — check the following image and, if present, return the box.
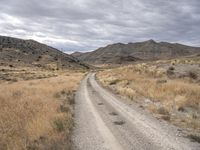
[72,40,200,64]
[71,52,84,57]
[0,36,89,69]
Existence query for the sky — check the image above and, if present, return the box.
[0,0,200,53]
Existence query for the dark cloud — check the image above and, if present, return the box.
[0,0,200,52]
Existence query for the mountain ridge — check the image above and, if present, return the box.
[71,40,200,64]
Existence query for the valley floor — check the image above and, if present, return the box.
[1,56,200,150]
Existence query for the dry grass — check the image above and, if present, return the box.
[0,70,84,150]
[0,66,59,83]
[97,63,200,132]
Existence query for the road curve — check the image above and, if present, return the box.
[72,73,200,150]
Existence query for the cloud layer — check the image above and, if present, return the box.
[0,0,200,52]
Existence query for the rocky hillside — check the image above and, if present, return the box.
[0,36,88,70]
[72,40,200,64]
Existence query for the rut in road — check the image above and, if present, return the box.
[72,73,200,150]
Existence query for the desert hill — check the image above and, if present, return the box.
[72,40,200,64]
[0,36,88,70]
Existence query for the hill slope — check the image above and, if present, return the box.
[72,40,200,64]
[0,36,88,69]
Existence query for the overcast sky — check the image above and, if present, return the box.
[0,0,200,53]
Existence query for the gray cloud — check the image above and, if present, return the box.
[0,0,200,52]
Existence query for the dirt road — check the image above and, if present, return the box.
[72,73,200,150]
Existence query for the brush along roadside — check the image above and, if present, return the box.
[97,63,200,142]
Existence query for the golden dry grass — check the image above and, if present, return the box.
[0,70,84,150]
[97,63,200,132]
[0,66,59,83]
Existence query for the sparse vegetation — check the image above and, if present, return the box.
[97,59,200,133]
[0,36,89,70]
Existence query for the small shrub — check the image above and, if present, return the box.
[61,90,66,95]
[169,66,175,71]
[171,62,175,65]
[109,79,120,85]
[53,118,66,132]
[188,135,200,143]
[178,106,185,112]
[157,107,169,115]
[167,67,175,77]
[188,71,198,80]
